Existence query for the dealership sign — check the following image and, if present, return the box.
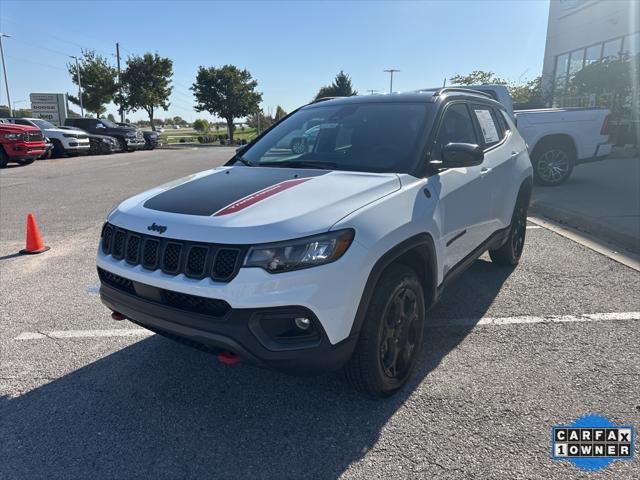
[30,93,68,125]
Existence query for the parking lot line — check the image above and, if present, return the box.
[13,312,640,341]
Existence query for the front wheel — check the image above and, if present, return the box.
[489,201,527,266]
[344,264,425,397]
[16,157,35,166]
[532,146,574,186]
[0,148,8,168]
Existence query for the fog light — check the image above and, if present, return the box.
[294,317,311,330]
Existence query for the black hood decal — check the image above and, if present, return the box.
[143,167,327,216]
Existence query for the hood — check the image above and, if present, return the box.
[0,123,39,133]
[109,166,400,244]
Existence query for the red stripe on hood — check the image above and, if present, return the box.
[213,177,313,216]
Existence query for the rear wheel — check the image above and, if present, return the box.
[532,144,574,186]
[344,264,425,397]
[490,199,527,266]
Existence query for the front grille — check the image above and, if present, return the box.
[27,131,43,142]
[100,223,244,282]
[97,267,230,317]
[77,135,88,139]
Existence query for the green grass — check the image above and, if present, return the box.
[158,127,259,144]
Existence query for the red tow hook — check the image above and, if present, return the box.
[217,351,241,365]
[111,311,127,321]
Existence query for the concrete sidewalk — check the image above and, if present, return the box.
[530,156,640,254]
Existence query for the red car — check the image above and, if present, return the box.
[0,122,46,167]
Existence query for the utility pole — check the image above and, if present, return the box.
[0,33,13,116]
[116,42,124,122]
[384,69,400,94]
[70,56,84,117]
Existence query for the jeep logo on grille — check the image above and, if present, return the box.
[147,222,167,234]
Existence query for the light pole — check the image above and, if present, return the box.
[0,33,13,116]
[384,69,400,94]
[70,55,84,117]
[367,89,378,95]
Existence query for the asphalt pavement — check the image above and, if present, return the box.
[1,149,638,479]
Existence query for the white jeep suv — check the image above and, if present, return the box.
[97,88,533,396]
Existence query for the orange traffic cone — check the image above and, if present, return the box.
[19,213,50,255]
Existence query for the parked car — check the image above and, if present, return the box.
[39,136,54,160]
[58,126,122,155]
[64,118,145,152]
[437,85,612,186]
[97,88,533,396]
[2,117,90,157]
[0,121,46,167]
[116,123,159,150]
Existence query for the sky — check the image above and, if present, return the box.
[0,0,550,122]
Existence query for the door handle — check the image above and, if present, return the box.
[480,167,492,176]
[511,151,519,159]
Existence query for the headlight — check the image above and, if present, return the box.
[62,133,77,138]
[126,132,136,138]
[4,133,25,141]
[244,229,354,273]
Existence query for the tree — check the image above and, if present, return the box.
[192,65,262,142]
[120,53,173,131]
[246,110,274,132]
[193,119,210,133]
[449,70,506,86]
[107,113,116,122]
[314,70,357,100]
[67,50,118,117]
[274,105,287,121]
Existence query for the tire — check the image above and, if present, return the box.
[489,198,528,266]
[117,137,128,152]
[16,157,35,166]
[532,143,574,186]
[0,148,8,168]
[51,139,65,158]
[344,264,425,397]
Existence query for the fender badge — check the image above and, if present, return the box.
[147,222,167,234]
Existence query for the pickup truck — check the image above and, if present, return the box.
[447,85,612,186]
[0,121,46,167]
[116,122,159,150]
[65,118,146,152]
[2,117,91,158]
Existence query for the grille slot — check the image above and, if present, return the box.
[162,243,182,273]
[214,249,240,280]
[100,223,244,282]
[142,239,159,269]
[126,235,141,264]
[112,229,126,259]
[186,246,208,277]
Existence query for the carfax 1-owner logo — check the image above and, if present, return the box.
[552,414,635,471]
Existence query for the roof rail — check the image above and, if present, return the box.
[413,87,492,99]
[311,96,339,104]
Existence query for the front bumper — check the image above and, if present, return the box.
[126,138,146,150]
[3,142,45,159]
[99,278,357,374]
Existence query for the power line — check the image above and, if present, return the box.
[6,54,67,72]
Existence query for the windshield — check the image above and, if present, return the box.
[100,119,118,128]
[239,102,432,173]
[31,119,55,129]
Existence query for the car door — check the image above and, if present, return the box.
[470,104,517,232]
[431,102,494,274]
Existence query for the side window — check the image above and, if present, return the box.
[15,119,30,126]
[495,108,510,134]
[434,103,478,153]
[472,107,502,147]
[95,120,105,129]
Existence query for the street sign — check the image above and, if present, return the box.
[29,93,67,125]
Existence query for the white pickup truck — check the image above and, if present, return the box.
[458,85,612,186]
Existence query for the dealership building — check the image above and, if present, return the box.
[541,0,639,107]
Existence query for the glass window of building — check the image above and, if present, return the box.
[602,38,622,58]
[554,53,570,92]
[584,44,601,66]
[568,48,585,76]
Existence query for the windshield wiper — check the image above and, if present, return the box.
[235,156,253,166]
[262,160,338,170]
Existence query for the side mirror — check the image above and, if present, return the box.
[439,143,484,168]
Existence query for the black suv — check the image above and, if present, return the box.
[64,118,146,152]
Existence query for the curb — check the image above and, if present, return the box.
[529,202,639,255]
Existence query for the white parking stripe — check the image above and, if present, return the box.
[430,312,640,327]
[15,329,153,340]
[14,312,640,340]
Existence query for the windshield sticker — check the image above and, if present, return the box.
[474,109,499,144]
